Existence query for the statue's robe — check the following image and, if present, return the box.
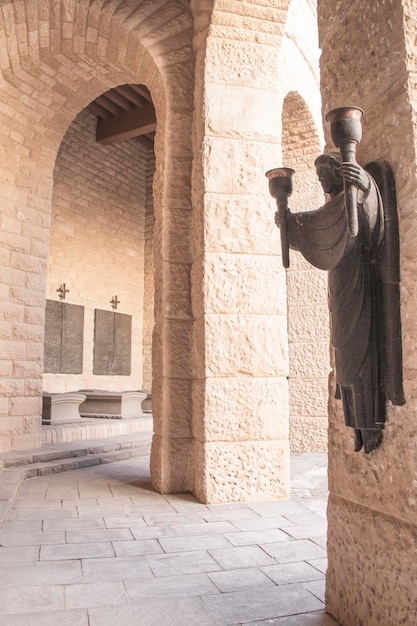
[287,172,404,448]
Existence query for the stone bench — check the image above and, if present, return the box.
[42,392,86,425]
[78,390,148,419]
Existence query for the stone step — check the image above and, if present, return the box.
[0,432,152,530]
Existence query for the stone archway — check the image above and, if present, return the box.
[0,0,195,489]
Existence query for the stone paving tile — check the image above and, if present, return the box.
[224,528,292,546]
[208,567,275,593]
[61,498,100,507]
[40,541,115,560]
[7,507,78,521]
[125,571,219,599]
[0,584,65,615]
[142,512,207,526]
[81,555,154,582]
[311,535,327,549]
[262,539,327,563]
[66,527,134,543]
[202,582,324,624]
[146,549,221,577]
[43,517,106,531]
[77,505,127,518]
[103,515,146,529]
[89,597,218,626]
[261,561,324,585]
[308,557,328,574]
[302,578,326,603]
[249,501,312,517]
[2,519,43,533]
[231,515,295,532]
[112,538,164,556]
[0,559,82,585]
[65,581,129,609]
[129,524,178,540]
[2,608,89,626]
[280,511,327,526]
[284,523,328,540]
[13,498,63,509]
[202,507,261,522]
[247,610,338,625]
[0,530,65,546]
[172,520,237,536]
[158,533,232,553]
[0,545,40,562]
[209,545,277,569]
[124,503,178,516]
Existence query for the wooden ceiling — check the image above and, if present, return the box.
[87,84,155,151]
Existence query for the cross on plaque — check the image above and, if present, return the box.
[57,283,69,300]
[110,295,120,310]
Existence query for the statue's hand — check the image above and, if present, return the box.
[274,210,288,229]
[339,162,370,192]
[274,210,281,229]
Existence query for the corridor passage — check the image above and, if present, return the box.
[0,438,337,625]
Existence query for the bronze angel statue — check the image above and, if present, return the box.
[267,108,404,453]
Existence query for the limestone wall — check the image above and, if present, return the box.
[43,108,150,394]
[318,0,417,623]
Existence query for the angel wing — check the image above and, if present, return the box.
[365,160,405,406]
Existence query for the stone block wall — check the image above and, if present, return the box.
[44,108,150,393]
[318,0,417,623]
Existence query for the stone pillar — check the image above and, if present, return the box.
[190,3,290,503]
[318,0,417,622]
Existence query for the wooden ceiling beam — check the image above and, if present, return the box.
[105,89,133,111]
[87,101,111,119]
[95,95,121,116]
[129,84,152,102]
[115,84,147,108]
[96,102,156,145]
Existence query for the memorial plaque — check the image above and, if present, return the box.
[44,300,84,374]
[93,309,132,376]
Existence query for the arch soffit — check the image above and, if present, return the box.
[0,0,194,165]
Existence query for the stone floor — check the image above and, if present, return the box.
[0,434,339,625]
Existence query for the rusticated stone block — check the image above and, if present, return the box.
[192,377,289,442]
[194,439,290,504]
[204,314,288,378]
[289,416,328,452]
[200,253,286,316]
[201,193,280,255]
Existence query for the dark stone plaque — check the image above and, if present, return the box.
[93,309,132,376]
[44,300,84,374]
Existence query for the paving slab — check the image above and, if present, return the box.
[208,567,275,593]
[81,555,154,583]
[89,598,218,626]
[0,447,338,625]
[65,581,129,609]
[125,571,219,599]
[201,583,324,624]
[146,549,221,577]
[2,609,89,626]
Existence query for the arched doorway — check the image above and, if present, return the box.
[0,1,195,502]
